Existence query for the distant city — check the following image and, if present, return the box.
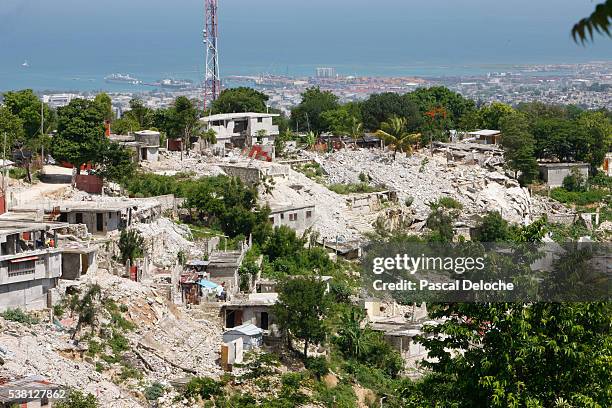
[32,61,611,118]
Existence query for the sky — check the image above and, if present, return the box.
[0,0,610,88]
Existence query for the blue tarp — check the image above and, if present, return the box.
[198,279,219,289]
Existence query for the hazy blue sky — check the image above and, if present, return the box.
[0,0,610,83]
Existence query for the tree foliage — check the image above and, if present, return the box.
[118,229,144,265]
[291,87,339,133]
[211,87,269,113]
[53,98,106,172]
[375,116,420,159]
[499,112,539,185]
[417,302,612,407]
[572,0,612,43]
[273,276,332,357]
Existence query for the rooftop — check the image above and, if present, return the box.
[0,218,69,235]
[223,323,263,337]
[202,112,280,122]
[468,129,501,137]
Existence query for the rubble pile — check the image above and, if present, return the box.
[0,317,144,408]
[303,149,556,224]
[134,217,203,267]
[142,150,225,177]
[0,268,224,408]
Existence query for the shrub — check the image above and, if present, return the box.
[86,340,103,357]
[185,377,223,400]
[118,229,144,266]
[55,389,99,408]
[562,167,587,192]
[108,332,129,354]
[305,356,329,379]
[550,188,609,205]
[404,196,414,207]
[435,196,463,210]
[118,363,143,382]
[8,167,27,180]
[1,308,39,325]
[327,182,385,195]
[314,382,357,408]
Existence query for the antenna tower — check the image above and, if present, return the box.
[204,0,220,110]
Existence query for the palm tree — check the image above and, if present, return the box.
[375,116,420,160]
[349,116,363,146]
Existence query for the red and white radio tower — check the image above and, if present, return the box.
[203,0,221,110]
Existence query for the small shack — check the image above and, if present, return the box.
[538,162,590,187]
[222,323,263,350]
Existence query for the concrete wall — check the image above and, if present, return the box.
[134,130,161,147]
[269,205,315,232]
[219,165,262,186]
[0,252,62,286]
[0,277,57,311]
[61,251,97,280]
[539,164,590,187]
[144,146,159,162]
[64,210,122,234]
[224,306,275,332]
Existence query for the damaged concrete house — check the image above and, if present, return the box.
[0,219,67,311]
[14,198,163,235]
[109,130,161,163]
[201,112,280,149]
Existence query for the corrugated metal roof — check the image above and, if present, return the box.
[223,323,263,337]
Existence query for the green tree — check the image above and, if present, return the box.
[499,112,539,185]
[110,115,139,135]
[123,98,153,129]
[0,106,25,157]
[273,276,332,357]
[2,89,54,139]
[418,302,612,407]
[477,211,510,242]
[201,128,217,147]
[375,116,420,160]
[360,92,421,131]
[320,103,362,136]
[576,110,612,169]
[118,229,144,266]
[210,87,269,113]
[93,92,113,122]
[478,102,516,130]
[55,389,99,408]
[290,87,339,133]
[171,96,202,158]
[406,86,476,128]
[263,226,306,262]
[53,98,106,176]
[95,141,135,183]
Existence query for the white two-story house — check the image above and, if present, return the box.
[201,112,280,148]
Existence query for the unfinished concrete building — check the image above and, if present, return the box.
[201,112,280,148]
[268,203,315,232]
[221,292,278,331]
[207,249,247,294]
[538,162,590,187]
[15,198,163,235]
[109,130,160,163]
[0,220,68,311]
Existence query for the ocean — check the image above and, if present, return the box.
[0,0,610,92]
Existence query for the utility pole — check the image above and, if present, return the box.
[203,0,221,111]
[40,100,45,165]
